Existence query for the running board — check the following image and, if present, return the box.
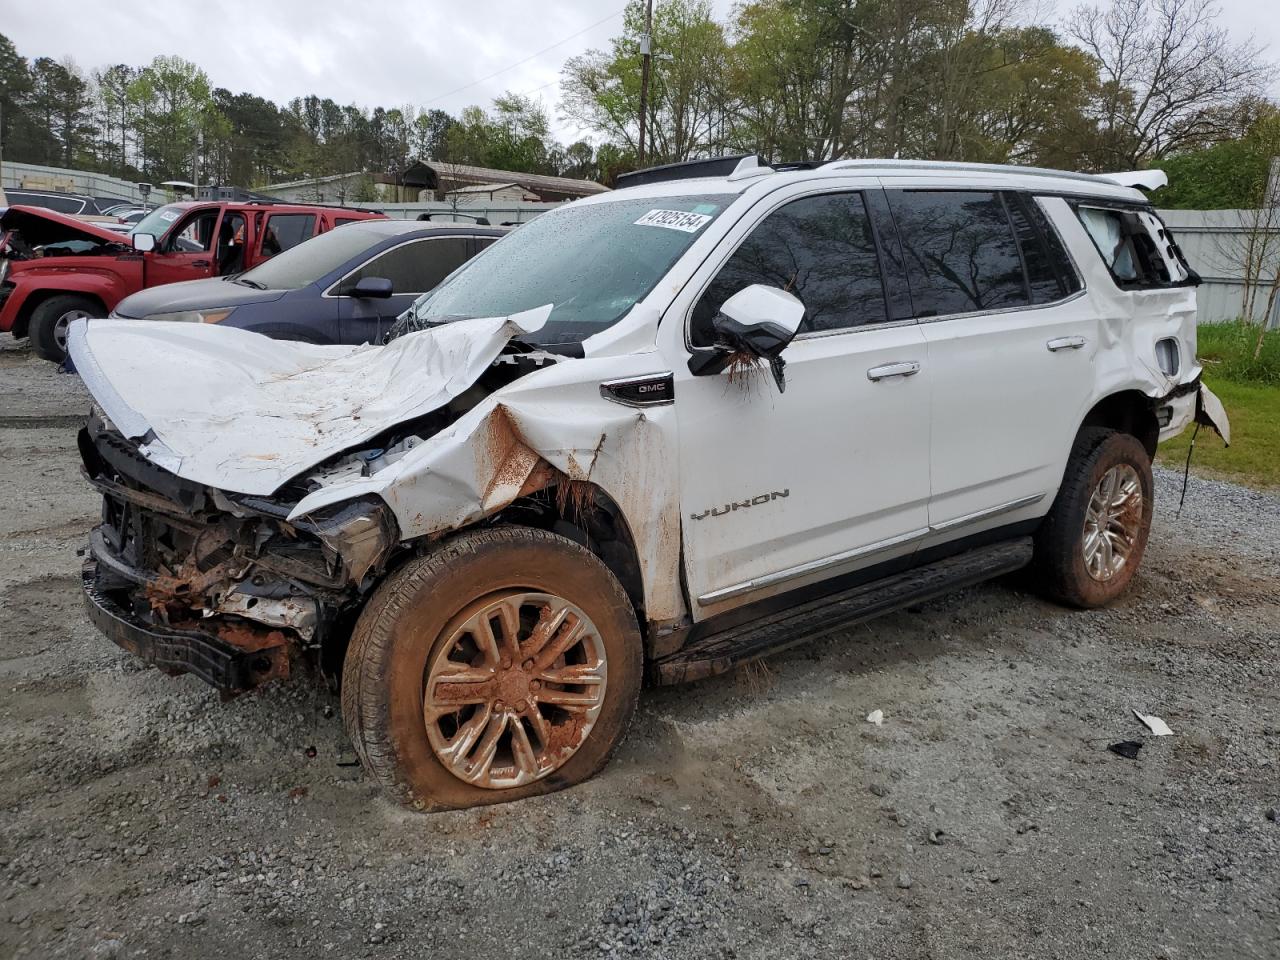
[654,537,1034,685]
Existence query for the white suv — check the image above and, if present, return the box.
[71,156,1228,810]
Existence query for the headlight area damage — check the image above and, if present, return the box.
[80,407,399,694]
[69,306,683,696]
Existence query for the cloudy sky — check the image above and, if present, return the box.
[3,0,1277,143]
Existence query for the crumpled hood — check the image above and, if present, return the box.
[114,277,288,318]
[67,307,551,496]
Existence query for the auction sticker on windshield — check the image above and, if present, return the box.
[635,209,714,232]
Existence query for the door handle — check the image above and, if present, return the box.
[866,361,921,382]
[192,259,211,268]
[1046,336,1086,352]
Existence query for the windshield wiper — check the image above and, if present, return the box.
[234,277,267,289]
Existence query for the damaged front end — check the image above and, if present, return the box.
[79,408,398,695]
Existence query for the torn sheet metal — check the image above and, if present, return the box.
[1195,383,1231,445]
[67,307,551,495]
[285,353,688,623]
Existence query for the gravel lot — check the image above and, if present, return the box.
[2,335,1278,960]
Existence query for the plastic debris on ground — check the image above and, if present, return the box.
[1107,740,1144,760]
[1132,709,1174,736]
[866,709,884,726]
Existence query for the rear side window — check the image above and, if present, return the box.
[888,191,1027,317]
[691,191,887,345]
[1074,205,1190,289]
[260,214,316,258]
[334,237,472,295]
[1008,193,1082,303]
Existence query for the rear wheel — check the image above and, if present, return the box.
[342,527,643,810]
[1032,428,1154,608]
[30,294,100,362]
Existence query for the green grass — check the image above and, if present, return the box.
[1194,320,1280,385]
[1155,322,1280,488]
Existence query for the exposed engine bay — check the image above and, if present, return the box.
[78,342,566,693]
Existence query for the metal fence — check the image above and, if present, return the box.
[1158,208,1280,329]
[1,160,150,203]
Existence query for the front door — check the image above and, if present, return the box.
[147,207,224,287]
[668,186,932,618]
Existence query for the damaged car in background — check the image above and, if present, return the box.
[71,156,1229,811]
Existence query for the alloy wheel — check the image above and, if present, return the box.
[1082,463,1143,581]
[423,591,608,789]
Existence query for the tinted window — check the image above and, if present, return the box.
[261,214,316,258]
[691,192,886,346]
[334,217,359,227]
[889,191,1028,316]
[1007,193,1080,303]
[238,224,391,290]
[335,237,472,295]
[9,191,86,214]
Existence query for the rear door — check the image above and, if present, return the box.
[883,184,1093,541]
[253,212,317,265]
[335,235,474,344]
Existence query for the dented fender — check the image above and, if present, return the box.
[287,352,687,623]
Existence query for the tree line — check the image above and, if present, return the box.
[0,0,1275,205]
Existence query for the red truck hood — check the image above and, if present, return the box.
[0,205,131,249]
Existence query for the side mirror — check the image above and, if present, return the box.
[352,276,394,299]
[689,284,804,392]
[131,233,156,253]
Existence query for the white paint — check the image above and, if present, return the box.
[69,159,1225,637]
[68,306,551,495]
[1132,709,1174,736]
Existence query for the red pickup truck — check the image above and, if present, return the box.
[0,200,386,361]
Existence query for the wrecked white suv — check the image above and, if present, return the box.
[71,156,1228,810]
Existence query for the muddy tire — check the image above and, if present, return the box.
[342,527,643,811]
[30,294,101,363]
[1032,428,1154,608]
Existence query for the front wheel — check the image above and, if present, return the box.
[1032,428,1154,608]
[342,527,643,810]
[29,294,101,363]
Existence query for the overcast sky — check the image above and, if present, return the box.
[3,0,1277,144]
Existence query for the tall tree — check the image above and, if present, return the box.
[1068,0,1276,168]
[563,0,730,164]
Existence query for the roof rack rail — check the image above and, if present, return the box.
[614,154,760,189]
[239,199,384,214]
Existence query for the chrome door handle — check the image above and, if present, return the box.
[1047,336,1086,352]
[866,361,921,382]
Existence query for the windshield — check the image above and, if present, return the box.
[237,223,387,290]
[397,193,730,344]
[129,204,186,239]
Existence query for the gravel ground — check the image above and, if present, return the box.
[1,334,1278,960]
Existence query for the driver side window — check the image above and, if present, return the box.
[166,210,220,253]
[690,192,888,347]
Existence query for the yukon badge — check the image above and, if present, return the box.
[690,489,790,521]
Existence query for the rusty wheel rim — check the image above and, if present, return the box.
[423,591,608,790]
[1082,463,1143,582]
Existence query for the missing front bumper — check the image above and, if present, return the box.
[82,560,292,694]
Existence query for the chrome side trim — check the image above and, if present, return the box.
[696,526,930,606]
[926,493,1046,534]
[695,493,1047,607]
